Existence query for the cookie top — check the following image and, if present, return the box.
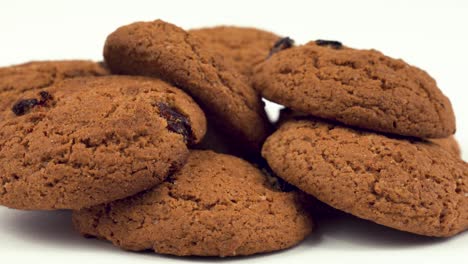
[104,19,271,151]
[0,76,206,210]
[0,60,109,115]
[262,119,467,237]
[253,40,456,138]
[190,26,280,79]
[73,150,313,257]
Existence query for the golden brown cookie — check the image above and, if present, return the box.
[262,118,468,237]
[0,76,206,210]
[104,19,271,151]
[0,60,109,115]
[190,26,281,79]
[73,150,313,257]
[253,40,456,138]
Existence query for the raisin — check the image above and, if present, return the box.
[38,91,52,104]
[268,37,294,58]
[156,102,194,144]
[12,99,39,116]
[11,91,53,116]
[315,39,343,49]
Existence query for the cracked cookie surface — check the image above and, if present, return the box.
[104,19,271,151]
[253,41,456,138]
[0,76,206,210]
[0,60,109,117]
[190,26,280,81]
[262,119,467,237]
[72,150,313,257]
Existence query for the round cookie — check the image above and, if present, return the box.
[0,60,109,115]
[104,19,271,151]
[262,118,468,237]
[190,26,281,79]
[72,150,313,257]
[253,40,456,138]
[430,137,461,157]
[0,76,206,210]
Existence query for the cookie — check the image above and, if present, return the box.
[104,19,271,151]
[430,137,461,157]
[0,76,206,210]
[0,60,109,115]
[190,26,281,80]
[72,150,313,257]
[253,40,456,138]
[262,119,468,237]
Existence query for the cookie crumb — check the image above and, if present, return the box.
[315,39,342,49]
[268,37,294,58]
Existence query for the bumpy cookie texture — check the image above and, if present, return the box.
[277,108,462,157]
[104,19,271,150]
[0,76,206,210]
[430,137,461,157]
[262,119,468,237]
[190,26,280,79]
[0,60,109,115]
[253,41,456,138]
[73,150,313,257]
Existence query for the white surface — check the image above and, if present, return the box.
[0,0,467,263]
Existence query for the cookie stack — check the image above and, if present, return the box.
[0,19,466,257]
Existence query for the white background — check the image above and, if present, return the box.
[0,0,467,263]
